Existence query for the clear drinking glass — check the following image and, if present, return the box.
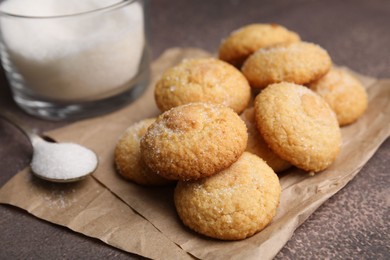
[0,0,150,120]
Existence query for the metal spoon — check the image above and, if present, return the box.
[0,110,98,183]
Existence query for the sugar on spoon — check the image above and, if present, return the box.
[0,110,98,183]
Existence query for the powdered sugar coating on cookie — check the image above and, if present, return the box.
[140,102,248,181]
[154,58,251,114]
[242,41,332,88]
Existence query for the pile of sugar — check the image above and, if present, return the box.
[0,0,144,101]
[31,140,98,180]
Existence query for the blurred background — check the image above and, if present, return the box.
[150,0,390,78]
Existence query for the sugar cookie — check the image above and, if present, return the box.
[154,58,251,114]
[174,152,281,240]
[218,23,300,67]
[114,119,172,186]
[309,67,368,126]
[140,103,248,181]
[254,82,341,172]
[240,108,291,173]
[242,42,332,88]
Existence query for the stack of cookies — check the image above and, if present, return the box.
[114,23,368,241]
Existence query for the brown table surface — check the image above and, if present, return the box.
[1,0,389,259]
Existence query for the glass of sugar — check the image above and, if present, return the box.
[0,0,150,120]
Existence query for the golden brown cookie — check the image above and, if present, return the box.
[154,58,251,114]
[309,67,368,126]
[242,41,332,89]
[114,118,172,186]
[174,152,281,240]
[254,82,341,172]
[218,23,300,67]
[140,103,248,181]
[240,107,291,173]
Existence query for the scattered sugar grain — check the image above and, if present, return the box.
[43,189,78,209]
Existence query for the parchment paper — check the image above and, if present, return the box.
[0,48,389,260]
[0,166,191,259]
